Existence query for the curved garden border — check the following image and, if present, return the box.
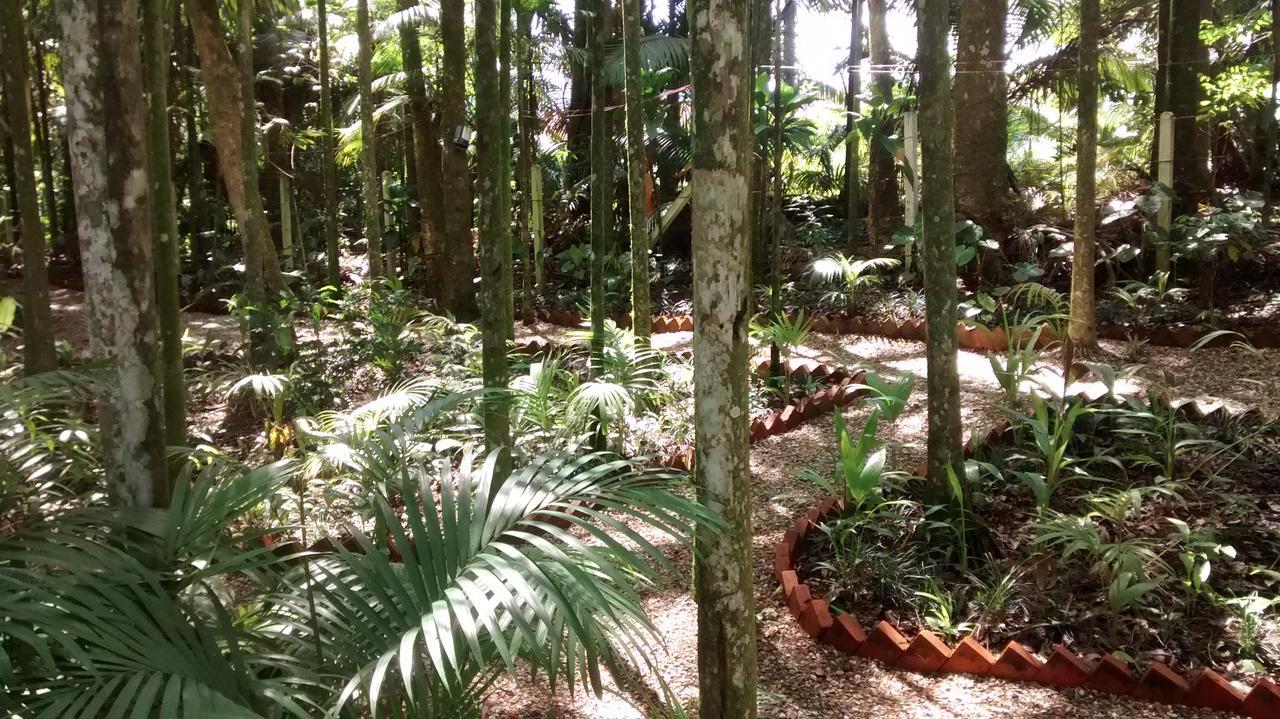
[529,309,1280,350]
[772,398,1280,718]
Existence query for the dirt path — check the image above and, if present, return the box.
[494,324,1269,718]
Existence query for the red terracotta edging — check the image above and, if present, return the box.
[774,400,1280,718]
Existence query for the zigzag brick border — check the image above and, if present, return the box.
[775,398,1280,718]
[530,309,1280,350]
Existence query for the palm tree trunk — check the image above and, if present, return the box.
[27,16,60,244]
[143,0,186,446]
[58,0,168,507]
[397,0,447,273]
[235,0,283,296]
[845,0,862,255]
[1068,0,1099,352]
[688,0,759,713]
[769,5,784,380]
[183,17,210,274]
[953,0,1010,241]
[475,0,512,477]
[517,8,536,324]
[866,0,902,253]
[317,0,341,287]
[438,0,479,318]
[589,0,611,449]
[917,0,962,488]
[499,0,514,340]
[622,0,650,344]
[356,0,384,278]
[0,0,56,375]
[1168,0,1211,215]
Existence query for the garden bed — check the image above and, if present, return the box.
[777,394,1280,716]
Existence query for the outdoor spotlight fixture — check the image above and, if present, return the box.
[452,125,475,149]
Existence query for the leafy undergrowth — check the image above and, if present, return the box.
[799,394,1280,683]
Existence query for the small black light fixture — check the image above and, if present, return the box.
[452,125,475,149]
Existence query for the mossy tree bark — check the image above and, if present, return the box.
[0,0,56,375]
[397,0,446,270]
[438,0,479,318]
[318,0,341,287]
[142,0,186,446]
[866,0,901,252]
[916,0,962,487]
[475,0,512,478]
[845,0,862,255]
[623,0,651,344]
[356,0,384,279]
[1068,0,1099,352]
[58,0,168,507]
[953,0,1010,238]
[688,0,758,715]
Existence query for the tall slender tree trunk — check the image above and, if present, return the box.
[688,0,758,714]
[769,5,784,379]
[475,0,512,477]
[623,0,651,344]
[589,0,611,448]
[183,17,210,274]
[188,0,281,353]
[566,0,593,193]
[58,0,168,508]
[866,0,901,252]
[1262,0,1279,215]
[27,22,60,244]
[397,0,446,271]
[356,0,384,278]
[953,0,1009,235]
[438,0,479,318]
[1,0,56,375]
[917,0,962,487]
[143,0,186,446]
[1068,0,1099,353]
[499,0,514,339]
[781,0,796,84]
[1151,0,1170,180]
[516,8,536,324]
[317,0,340,287]
[1168,0,1211,215]
[845,0,862,255]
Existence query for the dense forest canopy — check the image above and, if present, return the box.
[1,0,1279,716]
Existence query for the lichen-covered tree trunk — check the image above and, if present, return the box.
[475,0,512,475]
[688,0,758,715]
[866,0,901,252]
[58,0,168,507]
[0,0,56,375]
[845,0,862,255]
[1168,0,1211,215]
[142,0,186,446]
[916,0,962,487]
[516,8,536,324]
[589,0,610,405]
[1068,0,1099,352]
[188,0,280,313]
[356,0,384,279]
[622,0,651,344]
[318,0,341,287]
[438,0,479,318]
[397,0,446,267]
[953,0,1009,233]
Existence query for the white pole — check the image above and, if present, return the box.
[279,172,294,272]
[1156,110,1174,272]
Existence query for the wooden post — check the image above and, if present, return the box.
[903,109,919,269]
[1156,110,1173,273]
[530,164,544,290]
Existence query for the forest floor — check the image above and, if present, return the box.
[491,323,1277,719]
